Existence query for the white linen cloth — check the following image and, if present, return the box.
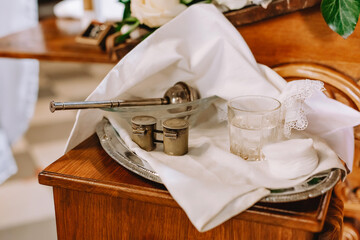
[0,0,39,184]
[262,138,319,179]
[66,4,360,231]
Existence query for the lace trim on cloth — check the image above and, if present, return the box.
[279,79,325,138]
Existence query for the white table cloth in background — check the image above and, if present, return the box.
[0,0,39,184]
[54,0,124,22]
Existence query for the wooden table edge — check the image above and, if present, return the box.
[0,53,118,63]
[38,167,331,232]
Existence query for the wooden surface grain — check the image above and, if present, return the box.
[53,187,317,239]
[225,0,321,27]
[238,6,360,81]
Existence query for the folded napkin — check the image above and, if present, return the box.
[263,138,319,179]
[66,4,360,232]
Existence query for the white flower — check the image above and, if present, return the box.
[131,0,187,28]
[213,0,249,11]
[214,0,273,10]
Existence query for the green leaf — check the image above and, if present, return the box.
[180,0,212,5]
[114,22,124,32]
[321,0,360,38]
[120,0,131,20]
[141,31,154,40]
[123,17,138,24]
[115,20,140,44]
[180,0,194,4]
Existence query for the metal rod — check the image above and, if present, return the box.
[49,82,200,113]
[50,98,169,113]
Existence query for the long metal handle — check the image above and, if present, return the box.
[50,98,169,112]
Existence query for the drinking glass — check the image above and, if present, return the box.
[228,95,281,161]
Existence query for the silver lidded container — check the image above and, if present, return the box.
[131,116,157,151]
[162,118,189,156]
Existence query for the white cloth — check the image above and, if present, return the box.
[278,79,325,137]
[92,0,124,22]
[305,92,360,170]
[66,4,360,232]
[54,0,84,19]
[276,80,360,170]
[0,0,39,184]
[263,138,319,179]
[108,113,344,232]
[54,0,124,22]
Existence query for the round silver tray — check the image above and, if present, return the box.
[96,118,341,203]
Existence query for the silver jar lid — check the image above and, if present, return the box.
[131,116,157,126]
[162,118,189,130]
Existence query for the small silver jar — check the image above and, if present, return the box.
[131,116,157,151]
[162,118,189,156]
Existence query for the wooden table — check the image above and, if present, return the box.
[240,7,360,82]
[0,18,116,63]
[38,134,339,239]
[0,4,350,239]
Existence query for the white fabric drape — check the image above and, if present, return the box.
[0,0,39,184]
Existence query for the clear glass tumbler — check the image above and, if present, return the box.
[228,95,281,161]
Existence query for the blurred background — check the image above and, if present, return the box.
[0,1,115,239]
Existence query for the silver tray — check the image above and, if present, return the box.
[96,118,341,203]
